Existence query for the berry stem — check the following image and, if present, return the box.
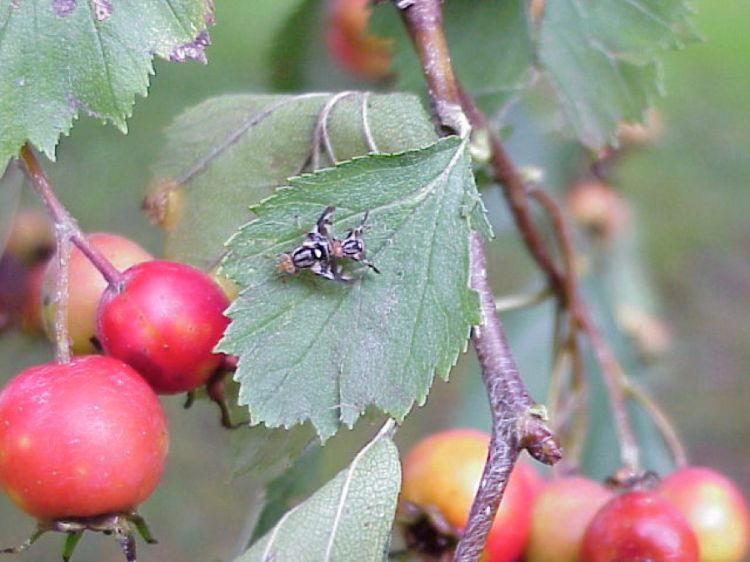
[51,231,73,363]
[20,144,122,363]
[18,145,125,362]
[19,145,124,288]
[493,287,552,314]
[624,380,688,468]
[530,185,641,470]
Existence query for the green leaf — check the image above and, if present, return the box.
[151,92,438,269]
[538,0,697,148]
[250,444,325,542]
[269,0,319,91]
[231,424,315,480]
[372,0,534,113]
[236,423,400,562]
[0,0,212,166]
[220,136,490,440]
[268,0,364,93]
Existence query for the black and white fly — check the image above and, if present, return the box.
[276,205,379,283]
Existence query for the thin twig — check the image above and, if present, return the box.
[529,185,640,471]
[459,233,562,561]
[457,88,565,296]
[19,145,123,288]
[391,3,561,561]
[493,287,551,314]
[623,379,688,468]
[19,144,125,362]
[51,230,72,362]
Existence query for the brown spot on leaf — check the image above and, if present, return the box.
[168,29,211,63]
[52,0,76,17]
[89,0,112,21]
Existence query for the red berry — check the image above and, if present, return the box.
[526,476,613,562]
[401,428,540,562]
[659,467,750,562]
[581,490,700,562]
[0,355,168,519]
[96,260,230,394]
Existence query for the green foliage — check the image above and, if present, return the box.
[231,424,315,480]
[538,0,697,148]
[371,0,695,148]
[371,0,534,113]
[250,444,325,541]
[236,424,400,562]
[220,136,490,440]
[152,92,437,269]
[269,0,363,92]
[0,0,212,166]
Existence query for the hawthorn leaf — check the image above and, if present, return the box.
[152,92,438,474]
[236,423,400,562]
[371,0,534,114]
[219,136,490,440]
[538,0,697,148]
[150,92,438,269]
[249,443,325,542]
[0,0,212,166]
[230,423,315,480]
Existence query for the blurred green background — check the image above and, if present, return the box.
[1,0,749,560]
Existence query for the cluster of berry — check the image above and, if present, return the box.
[399,429,750,562]
[0,223,234,561]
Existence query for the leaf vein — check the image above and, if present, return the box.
[322,428,385,560]
[176,93,329,186]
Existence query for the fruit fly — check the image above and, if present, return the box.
[332,210,380,274]
[276,205,379,282]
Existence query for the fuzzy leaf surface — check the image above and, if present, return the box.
[538,0,697,148]
[151,92,438,269]
[220,136,490,440]
[0,0,211,166]
[236,427,400,562]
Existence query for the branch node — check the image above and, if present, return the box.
[433,100,471,138]
[518,410,564,465]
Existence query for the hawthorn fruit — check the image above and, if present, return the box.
[400,428,540,562]
[659,467,750,562]
[96,259,230,394]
